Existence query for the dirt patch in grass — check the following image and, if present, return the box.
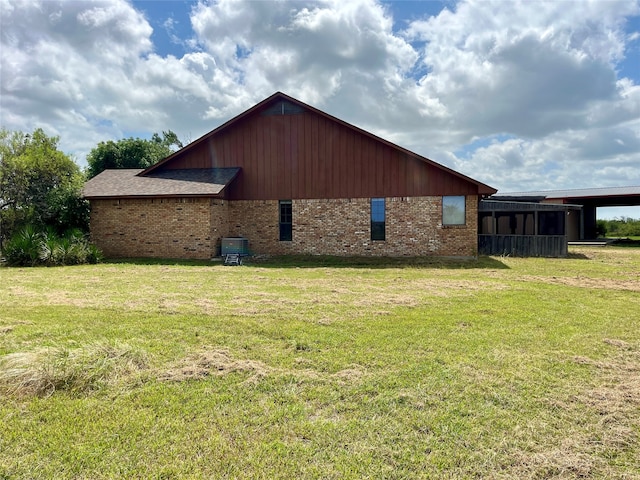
[159,348,270,384]
[0,326,15,334]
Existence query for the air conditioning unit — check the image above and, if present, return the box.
[221,237,249,256]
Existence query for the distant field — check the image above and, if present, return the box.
[1,247,639,479]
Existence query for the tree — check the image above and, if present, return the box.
[0,128,87,246]
[597,217,640,238]
[86,130,183,179]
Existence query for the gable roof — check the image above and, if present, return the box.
[142,92,496,195]
[83,168,240,199]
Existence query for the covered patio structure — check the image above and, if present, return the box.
[478,200,581,257]
[491,186,640,240]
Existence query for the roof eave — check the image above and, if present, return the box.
[85,193,226,200]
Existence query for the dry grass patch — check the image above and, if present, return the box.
[603,338,632,349]
[330,366,366,384]
[0,342,149,397]
[159,347,270,384]
[159,348,370,388]
[2,264,513,321]
[506,339,640,479]
[509,441,599,479]
[579,341,639,444]
[519,275,640,292]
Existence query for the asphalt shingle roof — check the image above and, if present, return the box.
[83,168,240,198]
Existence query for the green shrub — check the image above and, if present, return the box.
[86,243,105,264]
[1,225,43,266]
[1,225,103,267]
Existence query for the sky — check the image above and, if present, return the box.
[1,0,639,219]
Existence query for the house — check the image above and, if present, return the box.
[83,92,496,259]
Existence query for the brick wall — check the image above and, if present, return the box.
[89,198,226,259]
[228,196,478,257]
[227,200,288,255]
[90,196,478,259]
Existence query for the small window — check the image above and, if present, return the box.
[279,200,292,241]
[443,196,466,225]
[371,198,385,241]
[262,100,306,116]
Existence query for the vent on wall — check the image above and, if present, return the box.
[261,100,306,116]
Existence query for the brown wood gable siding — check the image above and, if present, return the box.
[162,110,478,200]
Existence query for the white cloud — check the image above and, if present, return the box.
[451,124,640,193]
[0,0,638,198]
[186,0,418,114]
[403,0,638,140]
[397,0,640,192]
[1,0,156,157]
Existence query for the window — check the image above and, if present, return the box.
[538,211,565,236]
[261,100,306,116]
[371,198,386,241]
[279,200,292,241]
[443,196,466,225]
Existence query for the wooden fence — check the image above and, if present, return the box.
[478,235,568,257]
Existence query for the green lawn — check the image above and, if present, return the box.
[1,247,639,479]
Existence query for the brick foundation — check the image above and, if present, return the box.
[89,196,478,259]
